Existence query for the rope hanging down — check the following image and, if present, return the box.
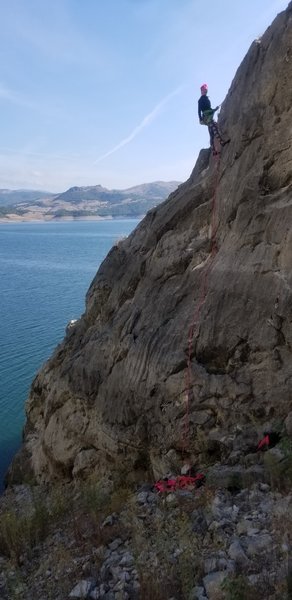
[183,153,222,453]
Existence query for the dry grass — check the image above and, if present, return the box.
[221,575,254,600]
[0,496,49,563]
[2,467,292,599]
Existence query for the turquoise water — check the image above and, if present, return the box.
[0,219,139,490]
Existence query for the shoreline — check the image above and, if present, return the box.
[0,215,144,224]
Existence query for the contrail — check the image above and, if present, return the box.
[94,85,184,164]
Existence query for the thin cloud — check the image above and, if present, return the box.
[0,146,83,162]
[94,85,184,164]
[0,83,65,118]
[4,2,115,71]
[0,84,34,109]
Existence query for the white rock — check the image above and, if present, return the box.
[137,491,149,504]
[203,571,226,598]
[204,557,217,574]
[246,534,273,557]
[69,580,94,598]
[189,587,207,600]
[119,552,134,567]
[228,540,249,566]
[247,527,260,536]
[166,493,177,505]
[108,538,122,551]
[181,463,192,475]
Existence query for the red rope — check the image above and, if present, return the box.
[182,153,221,453]
[154,473,205,493]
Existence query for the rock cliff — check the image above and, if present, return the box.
[8,2,292,485]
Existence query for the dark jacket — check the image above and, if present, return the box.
[198,95,213,120]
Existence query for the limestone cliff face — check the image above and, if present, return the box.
[8,3,292,484]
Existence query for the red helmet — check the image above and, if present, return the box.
[200,83,208,91]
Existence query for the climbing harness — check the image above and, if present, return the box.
[183,152,222,453]
[201,109,217,125]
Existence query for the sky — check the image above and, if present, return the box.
[0,0,289,192]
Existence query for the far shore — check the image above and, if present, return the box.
[0,215,144,224]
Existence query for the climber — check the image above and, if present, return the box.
[198,83,230,155]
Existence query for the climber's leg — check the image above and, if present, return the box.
[208,123,216,153]
[210,120,230,147]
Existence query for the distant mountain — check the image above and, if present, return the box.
[54,182,181,205]
[0,189,55,207]
[0,181,181,221]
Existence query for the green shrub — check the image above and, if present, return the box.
[221,575,253,600]
[0,497,49,562]
[81,478,111,522]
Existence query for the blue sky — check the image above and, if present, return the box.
[0,0,288,192]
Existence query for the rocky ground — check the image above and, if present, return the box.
[1,429,292,600]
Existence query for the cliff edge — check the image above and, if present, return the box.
[8,2,292,485]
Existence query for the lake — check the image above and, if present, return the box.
[0,219,139,491]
